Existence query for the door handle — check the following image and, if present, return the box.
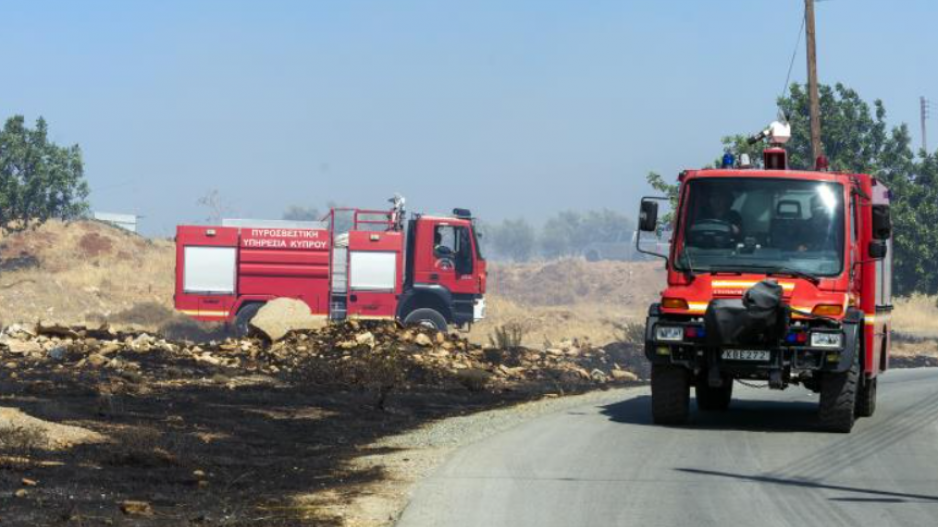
[430,273,440,281]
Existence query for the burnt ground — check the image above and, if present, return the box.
[0,368,555,526]
[0,328,644,527]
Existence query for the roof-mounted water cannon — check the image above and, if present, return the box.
[747,119,792,170]
[389,193,406,231]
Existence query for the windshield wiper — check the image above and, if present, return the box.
[676,250,697,278]
[751,265,821,285]
[700,265,821,285]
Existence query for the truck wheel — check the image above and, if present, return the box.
[855,377,877,418]
[234,303,263,338]
[403,308,447,332]
[651,364,690,425]
[696,376,733,411]
[585,250,601,262]
[819,356,859,433]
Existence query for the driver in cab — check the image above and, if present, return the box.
[434,229,455,270]
[687,190,744,249]
[704,192,742,237]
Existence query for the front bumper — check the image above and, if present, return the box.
[644,312,860,375]
[473,297,486,322]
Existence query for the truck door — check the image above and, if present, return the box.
[415,221,478,295]
[345,230,404,320]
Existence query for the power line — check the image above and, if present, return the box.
[779,7,807,104]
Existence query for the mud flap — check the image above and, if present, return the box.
[644,304,668,364]
[832,319,861,373]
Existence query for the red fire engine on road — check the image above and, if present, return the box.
[638,121,893,433]
[174,196,487,335]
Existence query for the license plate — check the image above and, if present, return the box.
[722,349,771,362]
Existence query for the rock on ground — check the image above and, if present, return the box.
[250,298,327,341]
[0,407,106,449]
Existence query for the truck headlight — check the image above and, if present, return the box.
[810,332,843,348]
[655,326,683,342]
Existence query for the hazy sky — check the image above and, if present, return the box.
[2,0,936,236]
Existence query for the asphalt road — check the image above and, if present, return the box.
[398,368,938,527]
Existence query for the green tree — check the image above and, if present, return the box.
[673,82,938,295]
[580,209,635,244]
[720,83,890,173]
[489,218,537,262]
[888,147,938,294]
[539,209,635,258]
[540,210,582,258]
[749,83,937,295]
[0,116,89,233]
[646,171,679,226]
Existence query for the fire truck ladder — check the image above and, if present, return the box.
[330,232,349,321]
[326,199,403,322]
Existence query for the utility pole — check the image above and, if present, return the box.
[922,96,931,153]
[805,0,823,163]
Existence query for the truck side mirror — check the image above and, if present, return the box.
[871,205,891,240]
[869,240,887,259]
[639,200,659,232]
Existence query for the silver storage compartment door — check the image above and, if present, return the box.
[184,246,237,294]
[349,251,396,291]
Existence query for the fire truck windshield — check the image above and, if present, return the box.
[675,178,845,277]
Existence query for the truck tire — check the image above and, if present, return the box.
[585,250,601,262]
[234,303,263,338]
[696,376,733,412]
[651,364,690,425]
[403,308,447,332]
[819,355,859,433]
[855,377,877,418]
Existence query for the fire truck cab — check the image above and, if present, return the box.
[637,123,893,433]
[174,196,486,335]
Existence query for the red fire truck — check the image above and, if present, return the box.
[174,196,487,335]
[637,121,893,433]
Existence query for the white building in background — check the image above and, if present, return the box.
[93,212,139,233]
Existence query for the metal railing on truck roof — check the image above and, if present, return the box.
[321,208,400,233]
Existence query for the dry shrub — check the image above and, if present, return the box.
[99,302,229,342]
[78,232,114,257]
[111,301,176,327]
[488,322,526,350]
[612,321,645,345]
[454,368,493,392]
[293,342,420,409]
[158,317,230,342]
[105,427,195,468]
[0,425,45,469]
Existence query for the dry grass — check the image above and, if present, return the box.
[471,296,646,348]
[469,259,664,348]
[0,220,174,328]
[892,294,938,336]
[488,322,527,350]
